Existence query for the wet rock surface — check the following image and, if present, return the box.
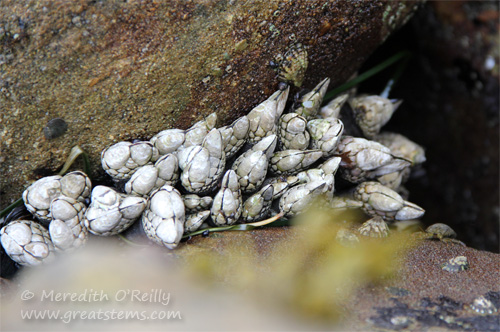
[357,1,499,252]
[0,0,421,208]
[181,228,499,331]
[1,225,499,331]
[350,239,500,331]
[1,2,498,330]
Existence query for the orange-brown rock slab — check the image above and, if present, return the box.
[0,0,422,208]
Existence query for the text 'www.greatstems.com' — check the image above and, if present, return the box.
[20,309,182,324]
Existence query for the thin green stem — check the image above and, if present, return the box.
[0,198,23,219]
[323,50,412,102]
[182,213,284,239]
[380,53,411,98]
[117,234,148,247]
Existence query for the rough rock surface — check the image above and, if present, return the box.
[181,228,500,331]
[0,0,422,208]
[2,227,497,331]
[375,1,499,252]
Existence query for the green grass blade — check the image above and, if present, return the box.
[0,198,23,219]
[323,50,412,102]
[182,213,284,239]
[380,53,411,98]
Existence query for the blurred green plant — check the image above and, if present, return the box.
[184,202,418,321]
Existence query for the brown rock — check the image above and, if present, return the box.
[381,1,499,251]
[0,0,422,208]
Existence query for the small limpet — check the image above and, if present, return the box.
[273,43,308,87]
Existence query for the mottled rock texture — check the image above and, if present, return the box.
[0,0,421,208]
[374,1,499,252]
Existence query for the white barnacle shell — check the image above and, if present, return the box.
[319,93,349,119]
[84,186,146,236]
[182,112,217,148]
[219,115,250,159]
[348,95,402,138]
[358,216,390,238]
[23,175,62,222]
[241,184,274,223]
[184,211,210,233]
[177,145,204,171]
[22,171,91,222]
[261,175,299,200]
[354,181,424,221]
[250,133,278,158]
[296,168,326,184]
[354,181,404,220]
[150,128,186,155]
[376,168,410,190]
[180,146,211,193]
[183,194,213,214]
[279,180,326,218]
[275,85,290,118]
[124,165,161,197]
[329,196,364,210]
[142,185,185,249]
[59,171,92,202]
[210,170,242,226]
[278,113,310,151]
[101,141,159,180]
[373,132,426,165]
[296,168,335,198]
[231,135,277,193]
[335,136,411,183]
[49,196,87,250]
[294,78,330,120]
[319,156,342,176]
[396,200,425,221]
[0,220,54,266]
[469,296,498,315]
[307,117,344,157]
[247,89,288,144]
[180,129,225,194]
[372,132,424,190]
[203,128,225,160]
[269,149,323,175]
[155,153,180,185]
[124,154,179,197]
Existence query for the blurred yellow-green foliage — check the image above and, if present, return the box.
[185,205,417,320]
